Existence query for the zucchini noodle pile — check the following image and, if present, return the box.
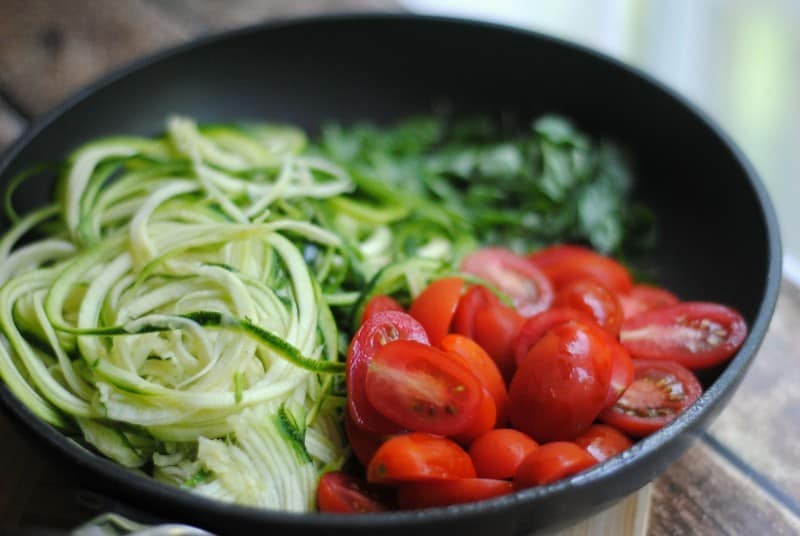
[0,118,454,511]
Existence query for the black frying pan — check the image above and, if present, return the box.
[0,14,781,535]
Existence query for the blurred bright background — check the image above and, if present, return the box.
[407,0,800,282]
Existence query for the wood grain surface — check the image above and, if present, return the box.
[1,1,799,535]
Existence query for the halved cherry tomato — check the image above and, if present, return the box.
[461,248,554,317]
[362,295,404,325]
[600,359,702,437]
[620,302,747,369]
[452,388,496,445]
[409,277,465,346]
[344,411,389,467]
[509,322,612,442]
[347,311,429,434]
[317,471,387,513]
[365,340,483,435]
[574,424,633,462]
[603,340,635,408]
[514,442,596,489]
[528,244,632,294]
[513,307,599,367]
[473,304,525,381]
[468,428,539,480]
[619,284,679,319]
[440,334,509,426]
[453,285,498,338]
[397,478,514,509]
[553,279,624,336]
[367,433,476,484]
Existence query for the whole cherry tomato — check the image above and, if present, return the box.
[528,244,632,294]
[452,285,498,339]
[620,302,747,369]
[509,322,612,442]
[513,307,599,367]
[347,311,429,434]
[468,428,539,480]
[513,442,596,489]
[317,471,387,513]
[574,424,633,462]
[365,340,483,435]
[367,433,476,484]
[553,279,624,336]
[600,359,703,437]
[409,277,465,346]
[397,478,514,509]
[473,304,525,381]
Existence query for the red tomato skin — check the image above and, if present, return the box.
[367,433,477,484]
[574,424,633,462]
[362,295,404,325]
[440,334,509,426]
[347,311,429,434]
[453,286,499,339]
[603,341,635,408]
[600,359,703,437]
[473,304,525,382]
[620,302,748,369]
[397,478,514,509]
[513,442,597,489]
[468,428,539,480]
[317,472,387,513]
[365,340,484,436]
[528,244,633,294]
[508,322,612,442]
[619,284,679,319]
[409,277,465,346]
[452,388,497,445]
[513,307,599,367]
[344,411,389,467]
[553,279,624,336]
[461,247,554,317]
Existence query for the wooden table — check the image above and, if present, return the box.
[1,2,799,534]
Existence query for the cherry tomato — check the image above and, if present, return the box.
[468,428,539,480]
[347,311,429,434]
[397,478,514,509]
[574,424,633,462]
[619,284,679,319]
[473,304,525,381]
[367,433,476,484]
[528,244,632,294]
[509,322,612,442]
[513,442,597,489]
[409,277,465,346]
[461,247,554,317]
[452,387,497,445]
[620,302,747,369]
[317,471,387,513]
[553,279,624,336]
[513,307,599,367]
[440,334,509,426]
[365,340,483,436]
[453,285,498,338]
[344,411,389,467]
[362,295,404,325]
[600,359,702,437]
[603,340,635,408]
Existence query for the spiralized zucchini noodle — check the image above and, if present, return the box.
[0,118,454,511]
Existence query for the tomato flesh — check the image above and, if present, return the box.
[553,279,624,336]
[509,322,612,442]
[367,433,476,484]
[619,284,679,319]
[574,424,633,462]
[469,428,539,480]
[317,471,387,513]
[461,247,554,317]
[398,478,514,509]
[528,244,632,294]
[365,340,483,436]
[409,277,465,346]
[347,311,429,434]
[362,295,404,325]
[600,359,702,437]
[514,442,596,489]
[513,307,599,367]
[620,302,747,369]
